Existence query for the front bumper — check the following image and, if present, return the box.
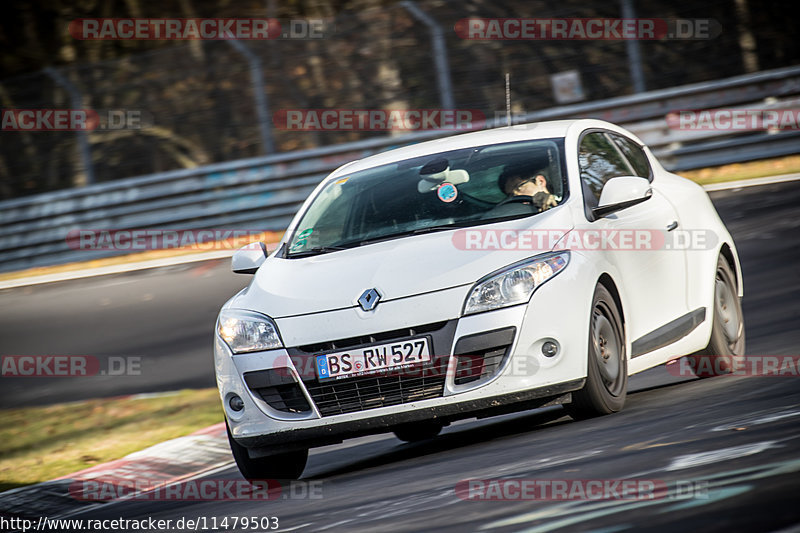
[215,262,595,454]
[238,379,583,455]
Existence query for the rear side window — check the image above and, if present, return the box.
[609,133,652,180]
[578,132,633,203]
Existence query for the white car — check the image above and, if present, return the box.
[214,119,745,479]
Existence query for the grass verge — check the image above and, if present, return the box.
[678,154,800,184]
[0,389,223,493]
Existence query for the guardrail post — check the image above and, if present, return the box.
[400,1,455,110]
[227,39,276,155]
[44,67,96,186]
[620,0,646,94]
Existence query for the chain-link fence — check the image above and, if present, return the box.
[1,0,796,200]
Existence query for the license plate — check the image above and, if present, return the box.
[316,337,431,380]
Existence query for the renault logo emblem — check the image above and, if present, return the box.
[358,288,381,312]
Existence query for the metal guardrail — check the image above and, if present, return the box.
[1,65,799,273]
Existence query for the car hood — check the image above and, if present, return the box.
[233,207,574,318]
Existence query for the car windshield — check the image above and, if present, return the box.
[286,138,567,256]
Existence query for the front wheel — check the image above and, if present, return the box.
[227,423,308,480]
[687,255,745,377]
[568,283,627,419]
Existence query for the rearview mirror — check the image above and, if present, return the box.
[593,176,652,219]
[231,242,267,274]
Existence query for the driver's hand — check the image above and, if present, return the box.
[533,192,557,212]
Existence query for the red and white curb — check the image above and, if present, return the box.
[0,422,232,520]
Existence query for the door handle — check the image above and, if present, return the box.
[666,221,678,232]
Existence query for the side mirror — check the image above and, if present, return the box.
[593,176,652,219]
[231,242,267,274]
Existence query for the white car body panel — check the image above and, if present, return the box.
[238,204,575,319]
[214,119,743,452]
[572,187,689,343]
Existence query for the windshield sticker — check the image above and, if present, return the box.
[291,228,314,251]
[437,182,458,203]
[335,177,349,185]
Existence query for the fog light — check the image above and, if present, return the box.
[229,394,245,412]
[542,341,559,358]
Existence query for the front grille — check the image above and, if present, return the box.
[296,321,448,354]
[305,371,447,417]
[289,320,457,417]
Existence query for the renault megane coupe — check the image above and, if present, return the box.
[214,119,745,479]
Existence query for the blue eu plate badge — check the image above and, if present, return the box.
[316,355,330,378]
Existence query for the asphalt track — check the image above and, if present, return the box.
[0,260,247,407]
[1,180,798,407]
[1,179,799,531]
[65,371,800,532]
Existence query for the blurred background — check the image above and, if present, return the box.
[1,3,799,517]
[1,0,797,199]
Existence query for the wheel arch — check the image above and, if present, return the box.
[597,273,625,333]
[719,242,742,296]
[568,272,629,417]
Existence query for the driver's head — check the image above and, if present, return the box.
[499,171,549,196]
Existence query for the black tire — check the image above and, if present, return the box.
[687,255,745,377]
[227,423,308,480]
[392,421,443,442]
[568,283,627,419]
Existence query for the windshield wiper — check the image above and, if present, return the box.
[286,246,348,258]
[410,223,467,234]
[350,220,484,247]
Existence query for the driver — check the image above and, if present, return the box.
[498,170,558,212]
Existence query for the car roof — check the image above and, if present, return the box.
[328,119,627,177]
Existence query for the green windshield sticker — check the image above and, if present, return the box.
[291,228,314,251]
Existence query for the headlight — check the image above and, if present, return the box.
[217,309,283,354]
[463,252,570,315]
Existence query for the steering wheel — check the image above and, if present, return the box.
[459,191,495,209]
[494,195,534,207]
